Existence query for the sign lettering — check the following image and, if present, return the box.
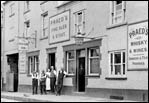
[128,21,148,69]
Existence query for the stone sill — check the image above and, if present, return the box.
[24,10,31,14]
[40,36,48,40]
[40,1,48,5]
[9,13,15,18]
[106,22,127,29]
[105,77,127,80]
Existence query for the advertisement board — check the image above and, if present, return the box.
[49,10,70,44]
[128,21,148,70]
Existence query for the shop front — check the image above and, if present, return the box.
[63,39,102,92]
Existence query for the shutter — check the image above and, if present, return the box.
[99,67,102,75]
[82,10,85,34]
[26,57,29,75]
[110,1,114,24]
[110,1,114,14]
[122,1,126,11]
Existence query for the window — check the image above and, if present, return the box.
[24,21,30,37]
[28,56,39,75]
[109,51,126,77]
[42,13,48,38]
[74,10,85,35]
[88,47,99,75]
[66,51,75,75]
[24,1,30,12]
[110,1,126,24]
[9,3,15,16]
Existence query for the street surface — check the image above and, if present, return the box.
[1,98,21,102]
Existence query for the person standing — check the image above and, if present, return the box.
[39,70,47,95]
[46,68,51,93]
[32,71,38,95]
[56,67,67,96]
[50,66,57,94]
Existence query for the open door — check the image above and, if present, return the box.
[7,53,18,92]
[76,49,85,92]
[48,53,55,70]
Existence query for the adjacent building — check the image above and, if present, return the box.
[2,1,148,102]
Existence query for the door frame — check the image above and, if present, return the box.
[76,49,86,92]
[48,53,56,71]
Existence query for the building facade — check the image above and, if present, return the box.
[2,1,148,101]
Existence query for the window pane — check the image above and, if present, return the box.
[78,50,85,57]
[90,58,99,73]
[114,53,121,63]
[68,51,74,59]
[111,65,113,75]
[115,65,121,75]
[111,53,113,64]
[68,60,75,74]
[78,12,82,24]
[123,52,125,63]
[36,63,39,72]
[90,48,99,57]
[123,64,125,75]
[116,1,122,5]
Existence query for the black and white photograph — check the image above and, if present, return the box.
[1,1,148,102]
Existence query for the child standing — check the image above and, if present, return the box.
[40,70,47,95]
[32,71,38,95]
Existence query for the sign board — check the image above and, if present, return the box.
[128,21,148,69]
[19,51,26,73]
[18,38,28,51]
[49,10,70,44]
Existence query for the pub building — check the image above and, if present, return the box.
[2,1,148,102]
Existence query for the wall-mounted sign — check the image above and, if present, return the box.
[19,51,26,73]
[18,38,28,51]
[128,21,148,69]
[49,10,70,44]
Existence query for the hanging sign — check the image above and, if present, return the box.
[18,38,28,51]
[128,21,148,69]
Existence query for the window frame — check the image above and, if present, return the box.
[74,10,85,35]
[28,55,39,75]
[42,13,48,38]
[9,3,15,17]
[109,50,126,78]
[88,47,100,76]
[110,1,126,25]
[24,1,30,13]
[66,50,75,75]
[24,20,30,37]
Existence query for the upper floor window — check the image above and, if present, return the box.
[24,20,30,37]
[74,10,85,35]
[24,1,30,12]
[110,1,126,25]
[109,50,126,77]
[66,50,75,75]
[9,3,15,17]
[41,12,48,38]
[88,47,100,75]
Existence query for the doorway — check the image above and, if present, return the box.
[7,53,18,92]
[76,49,85,92]
[48,53,55,70]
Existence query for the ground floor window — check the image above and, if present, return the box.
[109,50,126,77]
[28,55,39,75]
[88,47,100,75]
[66,50,75,75]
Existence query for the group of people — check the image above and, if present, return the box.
[32,66,67,96]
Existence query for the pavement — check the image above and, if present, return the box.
[1,91,138,102]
